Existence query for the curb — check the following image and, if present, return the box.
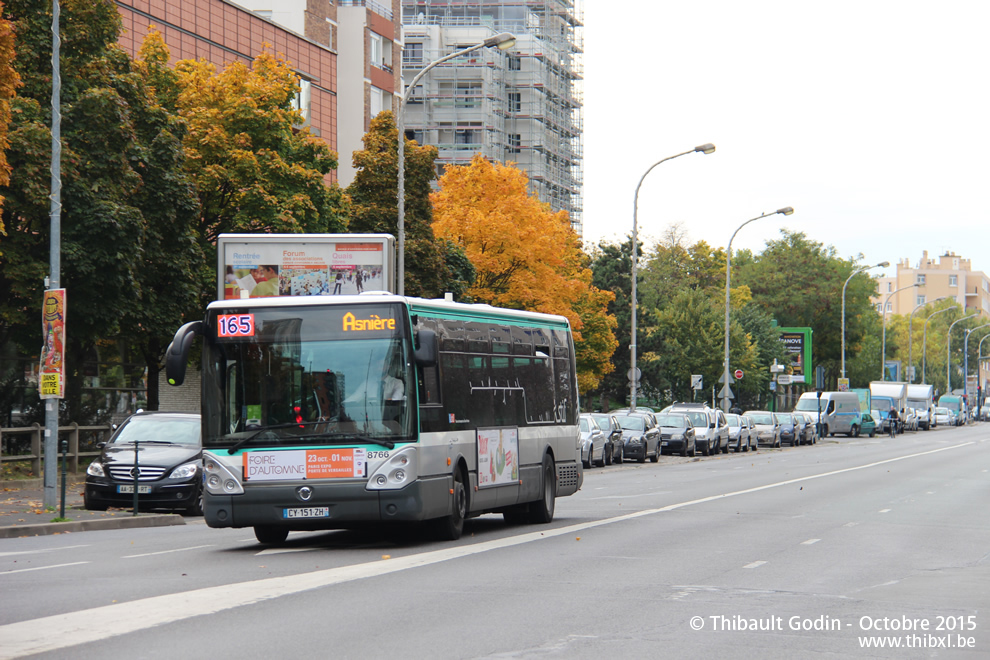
[0,514,186,539]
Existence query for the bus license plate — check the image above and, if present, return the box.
[118,485,151,494]
[284,507,330,519]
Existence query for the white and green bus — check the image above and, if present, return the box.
[165,294,582,544]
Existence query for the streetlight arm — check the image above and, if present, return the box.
[841,261,888,378]
[629,144,715,410]
[396,34,516,295]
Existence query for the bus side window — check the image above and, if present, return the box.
[418,363,441,406]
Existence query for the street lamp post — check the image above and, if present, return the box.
[963,322,990,400]
[908,296,947,383]
[880,283,918,380]
[396,32,516,295]
[630,143,715,411]
[946,311,978,394]
[922,306,956,384]
[841,261,889,379]
[722,207,794,412]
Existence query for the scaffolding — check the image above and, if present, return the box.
[400,0,584,233]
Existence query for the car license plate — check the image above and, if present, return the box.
[117,485,151,494]
[283,507,330,519]
[661,441,669,446]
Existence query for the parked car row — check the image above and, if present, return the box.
[579,402,826,467]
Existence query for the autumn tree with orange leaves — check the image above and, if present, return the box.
[432,155,617,391]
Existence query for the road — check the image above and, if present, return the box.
[1,425,988,659]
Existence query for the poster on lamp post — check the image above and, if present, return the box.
[40,288,66,399]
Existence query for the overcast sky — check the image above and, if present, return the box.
[579,1,989,278]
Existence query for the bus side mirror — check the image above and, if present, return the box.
[165,321,203,387]
[414,328,437,367]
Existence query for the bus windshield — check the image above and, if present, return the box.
[201,302,414,449]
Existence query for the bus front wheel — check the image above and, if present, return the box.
[254,525,289,545]
[434,469,467,541]
[527,455,556,524]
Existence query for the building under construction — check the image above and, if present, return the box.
[400,0,584,234]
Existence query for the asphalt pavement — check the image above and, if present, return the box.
[0,475,186,539]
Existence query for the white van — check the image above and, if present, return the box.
[906,384,935,430]
[793,391,863,436]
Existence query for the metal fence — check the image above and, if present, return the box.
[0,423,112,475]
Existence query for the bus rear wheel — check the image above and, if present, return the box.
[254,525,289,545]
[526,455,556,524]
[434,469,467,540]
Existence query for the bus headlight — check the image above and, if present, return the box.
[203,452,244,495]
[367,446,417,491]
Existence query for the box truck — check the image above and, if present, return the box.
[906,384,936,430]
[870,381,908,433]
[793,391,863,436]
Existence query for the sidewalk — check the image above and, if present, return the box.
[0,476,186,539]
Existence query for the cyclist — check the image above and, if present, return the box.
[887,408,899,438]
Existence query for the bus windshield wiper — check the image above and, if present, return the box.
[293,431,395,450]
[226,422,318,454]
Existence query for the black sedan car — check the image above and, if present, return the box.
[775,413,801,447]
[655,413,696,457]
[84,411,203,515]
[613,412,661,463]
[590,413,623,464]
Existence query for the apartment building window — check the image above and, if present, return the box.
[508,92,521,113]
[916,295,926,306]
[508,133,521,154]
[370,87,383,118]
[370,33,383,68]
[916,274,926,285]
[949,274,958,287]
[886,302,893,312]
[293,79,312,125]
[508,56,521,71]
[456,82,481,108]
[887,282,893,292]
[404,42,423,66]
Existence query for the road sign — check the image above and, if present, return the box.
[777,374,792,385]
[769,381,777,391]
[627,367,641,382]
[718,384,735,400]
[691,374,703,390]
[734,369,744,380]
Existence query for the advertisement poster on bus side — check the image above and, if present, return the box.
[477,428,519,488]
[242,448,367,481]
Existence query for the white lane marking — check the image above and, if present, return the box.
[844,522,859,527]
[743,561,767,569]
[0,441,973,659]
[256,548,315,555]
[801,539,821,545]
[123,545,215,559]
[0,545,89,558]
[2,562,90,575]
[878,509,891,514]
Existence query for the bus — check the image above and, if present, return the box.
[165,293,583,544]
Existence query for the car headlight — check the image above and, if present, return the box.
[671,434,684,441]
[170,461,200,480]
[367,446,418,491]
[87,461,105,477]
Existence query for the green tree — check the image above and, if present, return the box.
[0,0,198,422]
[347,111,458,299]
[586,238,632,409]
[174,45,348,307]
